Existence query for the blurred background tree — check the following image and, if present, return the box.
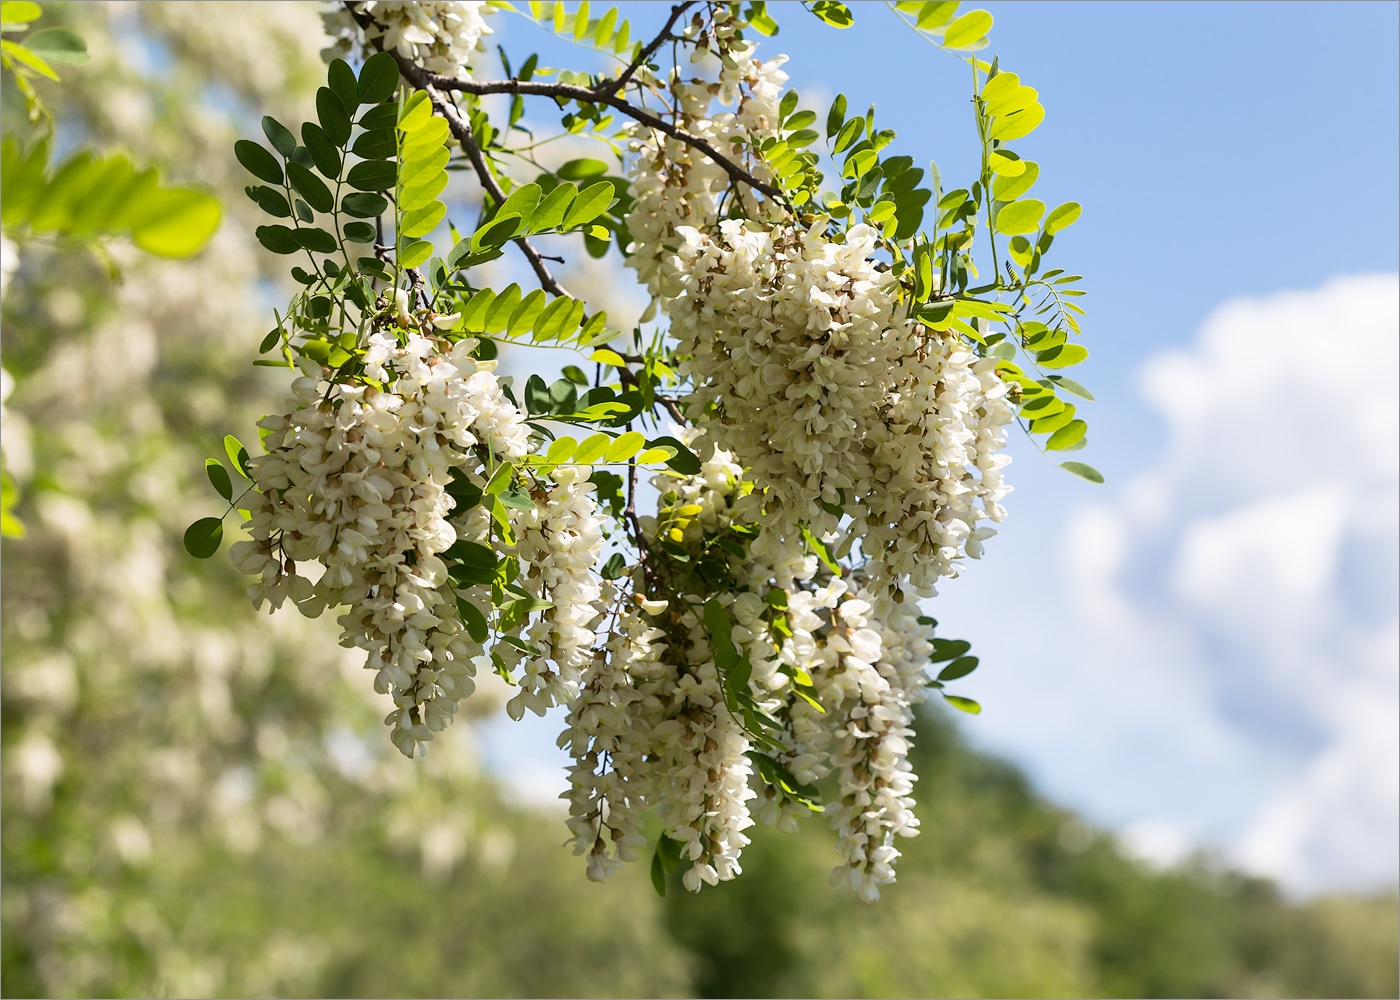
[1,4,1394,998]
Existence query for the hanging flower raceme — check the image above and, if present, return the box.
[231,325,530,757]
[199,0,1094,904]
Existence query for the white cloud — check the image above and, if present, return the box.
[1065,274,1399,893]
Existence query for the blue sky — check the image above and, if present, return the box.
[472,0,1400,893]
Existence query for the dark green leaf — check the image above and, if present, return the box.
[645,435,701,476]
[261,116,297,157]
[826,93,848,137]
[234,140,282,184]
[347,160,396,191]
[457,597,489,643]
[328,57,359,111]
[351,128,396,160]
[293,227,338,254]
[343,221,375,243]
[316,87,352,146]
[357,51,399,105]
[938,655,979,681]
[931,638,971,662]
[259,328,280,353]
[183,517,223,558]
[342,191,389,217]
[286,161,333,213]
[471,213,522,251]
[255,225,300,254]
[301,122,342,178]
[650,853,667,897]
[245,185,290,218]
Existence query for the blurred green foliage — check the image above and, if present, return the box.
[1,5,1395,999]
[663,710,1399,998]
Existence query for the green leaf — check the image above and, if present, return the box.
[646,436,701,476]
[352,128,396,160]
[1045,419,1087,451]
[129,188,221,258]
[471,213,522,252]
[495,183,542,228]
[938,655,979,681]
[942,8,992,48]
[1036,343,1088,368]
[327,57,359,111]
[22,26,88,65]
[994,198,1045,236]
[234,140,282,185]
[316,87,353,146]
[484,461,515,496]
[0,2,41,26]
[224,435,251,478]
[825,93,848,137]
[286,161,333,213]
[398,238,434,269]
[357,51,399,105]
[801,526,839,574]
[1060,461,1104,484]
[342,191,389,217]
[832,117,862,154]
[808,0,853,27]
[561,180,615,229]
[916,1,959,29]
[574,433,610,465]
[606,431,645,463]
[498,487,537,512]
[991,160,1038,202]
[205,458,232,500]
[561,365,589,385]
[183,517,223,559]
[1029,404,1076,436]
[301,122,342,178]
[931,638,971,662]
[1,37,57,79]
[400,199,445,238]
[943,694,982,714]
[347,160,396,191]
[1047,375,1094,401]
[650,853,667,897]
[255,225,300,254]
[294,227,337,254]
[343,220,376,243]
[988,103,1045,141]
[457,597,489,643]
[526,182,577,232]
[508,288,547,336]
[557,158,607,180]
[1044,201,1082,234]
[255,118,294,160]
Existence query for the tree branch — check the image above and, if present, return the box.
[594,1,694,98]
[425,73,789,207]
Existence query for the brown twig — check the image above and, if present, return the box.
[594,1,694,98]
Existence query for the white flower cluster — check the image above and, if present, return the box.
[496,465,606,721]
[231,328,528,757]
[556,444,934,899]
[322,0,493,76]
[635,199,1012,613]
[623,31,789,307]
